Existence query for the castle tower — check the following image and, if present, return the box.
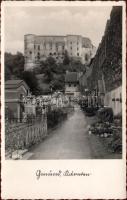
[24,34,35,71]
[66,35,82,60]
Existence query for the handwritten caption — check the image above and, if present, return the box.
[36,170,91,180]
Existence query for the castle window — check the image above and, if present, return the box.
[34,45,36,49]
[70,42,72,44]
[69,83,71,87]
[85,54,89,61]
[37,52,40,60]
[50,43,52,50]
[29,51,32,54]
[49,53,52,56]
[38,45,40,50]
[25,43,27,50]
[62,46,64,50]
[77,53,79,56]
[54,52,56,55]
[77,47,79,51]
[70,46,72,50]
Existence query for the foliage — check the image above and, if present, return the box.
[47,108,67,128]
[5,52,24,80]
[63,50,70,65]
[21,71,40,95]
[4,51,86,94]
[97,107,114,123]
[50,74,65,91]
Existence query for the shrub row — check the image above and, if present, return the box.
[47,108,67,128]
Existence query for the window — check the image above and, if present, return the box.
[50,43,52,48]
[49,53,52,56]
[38,45,40,50]
[77,47,79,51]
[70,42,72,45]
[25,43,27,50]
[37,52,40,60]
[74,84,77,87]
[34,45,36,49]
[54,52,56,55]
[120,93,122,103]
[70,46,72,50]
[29,51,32,54]
[85,54,89,61]
[20,94,23,100]
[77,53,79,56]
[69,83,71,87]
[62,46,64,50]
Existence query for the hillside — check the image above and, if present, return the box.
[5,52,87,95]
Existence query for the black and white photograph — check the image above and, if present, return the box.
[1,1,126,199]
[4,2,124,160]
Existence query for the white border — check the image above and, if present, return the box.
[1,1,126,199]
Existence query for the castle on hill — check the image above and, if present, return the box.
[24,34,96,71]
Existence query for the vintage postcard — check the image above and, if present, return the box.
[1,0,126,199]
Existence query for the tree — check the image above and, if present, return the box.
[63,50,70,65]
[46,56,56,66]
[21,71,40,95]
[5,52,24,80]
[13,52,24,77]
[50,74,65,91]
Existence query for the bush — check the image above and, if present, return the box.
[97,107,114,123]
[47,108,67,128]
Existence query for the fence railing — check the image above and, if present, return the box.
[5,115,47,158]
[5,105,74,159]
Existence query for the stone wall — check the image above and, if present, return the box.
[87,6,122,91]
[104,86,122,116]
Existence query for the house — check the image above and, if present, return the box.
[5,80,30,120]
[65,72,80,97]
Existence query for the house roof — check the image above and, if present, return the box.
[65,72,78,83]
[5,79,30,90]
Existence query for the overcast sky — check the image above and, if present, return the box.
[4,6,112,54]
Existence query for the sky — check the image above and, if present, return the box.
[4,5,112,54]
